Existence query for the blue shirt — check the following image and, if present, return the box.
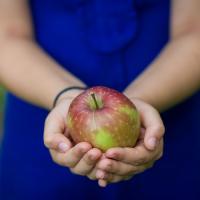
[0,0,200,199]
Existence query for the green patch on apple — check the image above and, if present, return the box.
[95,128,117,151]
[66,114,73,128]
[118,106,138,121]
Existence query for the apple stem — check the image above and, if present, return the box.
[91,93,99,109]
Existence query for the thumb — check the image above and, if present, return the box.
[44,132,72,153]
[144,125,165,151]
[130,98,165,151]
[44,112,72,153]
[133,100,165,151]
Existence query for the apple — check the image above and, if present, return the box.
[66,86,140,152]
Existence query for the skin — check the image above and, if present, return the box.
[0,0,85,109]
[124,0,200,112]
[0,0,200,187]
[95,99,164,186]
[44,96,164,187]
[97,0,200,186]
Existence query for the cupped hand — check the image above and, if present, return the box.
[95,98,165,187]
[43,90,102,179]
[43,92,165,187]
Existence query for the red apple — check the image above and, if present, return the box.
[66,86,140,152]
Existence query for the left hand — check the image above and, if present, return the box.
[95,98,165,187]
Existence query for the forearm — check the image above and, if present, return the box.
[124,33,200,112]
[0,36,85,110]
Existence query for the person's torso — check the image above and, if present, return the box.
[30,0,170,91]
[1,1,200,200]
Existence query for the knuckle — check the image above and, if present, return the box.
[44,136,53,148]
[105,160,113,171]
[83,156,93,166]
[73,150,81,158]
[155,125,165,136]
[73,147,84,158]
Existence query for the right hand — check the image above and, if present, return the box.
[43,89,103,179]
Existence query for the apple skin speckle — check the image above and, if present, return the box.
[67,86,140,151]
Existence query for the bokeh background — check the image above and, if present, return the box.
[0,86,5,141]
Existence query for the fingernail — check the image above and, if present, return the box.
[99,180,107,188]
[96,170,105,179]
[58,143,69,152]
[148,138,157,150]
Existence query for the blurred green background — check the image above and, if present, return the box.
[0,86,5,140]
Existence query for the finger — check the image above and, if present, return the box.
[98,179,107,187]
[44,112,72,152]
[50,142,92,167]
[96,158,138,176]
[97,160,154,184]
[102,161,153,182]
[96,170,126,184]
[98,174,134,187]
[105,143,159,166]
[133,99,165,150]
[87,168,98,180]
[100,173,124,184]
[71,148,102,176]
[87,154,108,180]
[96,169,107,179]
